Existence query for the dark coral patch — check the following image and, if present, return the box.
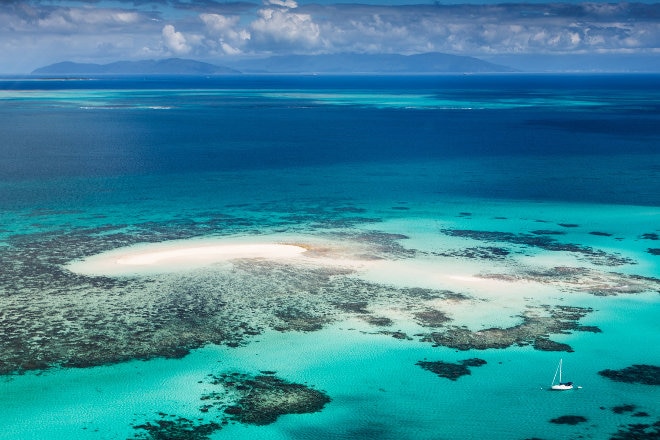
[416,358,486,380]
[589,231,613,237]
[479,266,659,297]
[434,246,510,260]
[641,233,659,240]
[332,206,367,214]
[439,228,634,266]
[333,301,369,314]
[610,421,660,440]
[207,373,331,426]
[414,308,451,327]
[274,308,331,332]
[549,415,587,425]
[598,365,660,385]
[613,404,638,414]
[362,316,394,327]
[379,330,412,340]
[131,416,222,440]
[531,230,565,235]
[423,305,594,352]
[647,248,660,256]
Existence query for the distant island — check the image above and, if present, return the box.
[228,53,515,74]
[32,53,515,75]
[31,58,239,75]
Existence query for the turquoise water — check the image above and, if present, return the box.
[0,75,659,439]
[2,304,658,439]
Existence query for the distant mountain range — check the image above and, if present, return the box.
[32,53,515,75]
[32,58,239,75]
[229,53,515,74]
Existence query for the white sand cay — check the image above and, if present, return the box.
[115,243,306,265]
[66,240,309,276]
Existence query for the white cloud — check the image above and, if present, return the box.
[250,8,322,49]
[200,13,250,54]
[1,1,659,72]
[200,13,240,34]
[67,9,139,26]
[35,7,140,32]
[221,42,242,55]
[264,0,298,9]
[162,24,191,55]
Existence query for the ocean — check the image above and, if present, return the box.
[0,74,658,440]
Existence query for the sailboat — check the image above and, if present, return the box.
[550,358,574,390]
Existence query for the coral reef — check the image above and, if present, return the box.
[131,415,222,440]
[478,267,660,296]
[130,371,330,438]
[206,372,331,425]
[549,415,587,425]
[422,305,597,352]
[440,228,635,266]
[598,365,660,385]
[609,421,660,440]
[416,358,486,380]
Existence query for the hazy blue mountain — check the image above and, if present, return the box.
[33,53,515,75]
[486,53,660,73]
[32,58,239,75]
[228,53,516,73]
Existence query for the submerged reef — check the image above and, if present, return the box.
[478,266,660,296]
[132,416,222,440]
[433,246,510,260]
[422,305,597,352]
[549,415,587,425]
[609,421,660,440]
[130,372,329,439]
[2,207,658,375]
[611,404,643,415]
[589,231,613,237]
[598,365,660,385]
[0,215,462,374]
[439,228,636,266]
[211,372,331,425]
[416,358,486,380]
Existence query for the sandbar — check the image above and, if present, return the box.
[67,240,308,276]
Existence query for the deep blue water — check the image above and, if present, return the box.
[1,74,659,209]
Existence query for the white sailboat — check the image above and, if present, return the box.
[550,358,574,390]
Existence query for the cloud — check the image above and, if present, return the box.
[162,24,191,54]
[290,3,660,55]
[1,1,659,72]
[200,13,251,54]
[29,7,142,32]
[250,8,322,50]
[264,0,298,8]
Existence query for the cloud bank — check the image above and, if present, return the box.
[1,1,658,72]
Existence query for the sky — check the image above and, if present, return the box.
[1,0,659,73]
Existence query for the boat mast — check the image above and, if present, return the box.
[552,358,562,386]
